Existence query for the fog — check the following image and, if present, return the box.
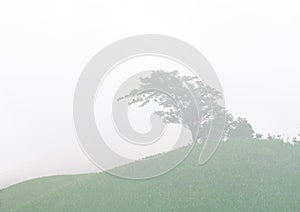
[0,0,300,188]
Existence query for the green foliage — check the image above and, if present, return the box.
[2,140,300,211]
[118,70,230,141]
[294,127,300,144]
[255,133,263,139]
[227,117,254,140]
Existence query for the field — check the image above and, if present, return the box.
[2,139,300,211]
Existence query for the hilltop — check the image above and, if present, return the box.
[2,140,300,211]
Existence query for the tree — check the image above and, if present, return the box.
[255,133,263,140]
[227,117,254,140]
[118,70,231,142]
[292,137,298,144]
[293,127,300,144]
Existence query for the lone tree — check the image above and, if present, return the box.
[118,70,233,143]
[227,117,254,140]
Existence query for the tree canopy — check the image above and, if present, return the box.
[118,70,232,142]
[227,117,254,140]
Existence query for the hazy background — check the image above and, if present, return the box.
[0,0,300,188]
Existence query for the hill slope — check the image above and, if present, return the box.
[2,140,300,211]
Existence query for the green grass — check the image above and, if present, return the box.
[2,139,300,211]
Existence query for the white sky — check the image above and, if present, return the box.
[0,0,300,188]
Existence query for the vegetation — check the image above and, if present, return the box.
[227,117,254,140]
[118,70,230,142]
[2,139,300,211]
[1,70,299,211]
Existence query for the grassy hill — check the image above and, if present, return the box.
[2,140,300,211]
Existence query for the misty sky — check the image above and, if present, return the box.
[0,0,300,188]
